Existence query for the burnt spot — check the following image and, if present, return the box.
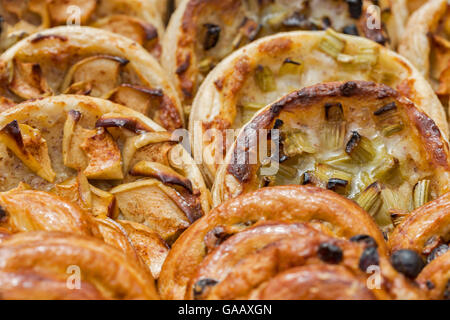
[273,119,284,130]
[340,81,358,96]
[68,109,82,122]
[318,242,343,264]
[120,84,163,97]
[204,226,233,254]
[350,234,378,248]
[203,23,221,51]
[0,205,7,223]
[193,278,219,300]
[30,34,68,44]
[345,131,361,155]
[359,246,379,272]
[374,102,397,116]
[142,23,158,41]
[1,120,24,149]
[176,54,191,75]
[327,178,348,191]
[346,0,363,19]
[95,117,150,134]
[301,172,312,185]
[427,244,449,264]
[130,167,193,194]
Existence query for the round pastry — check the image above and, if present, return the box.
[158,185,424,300]
[164,0,398,108]
[0,95,210,244]
[0,26,183,131]
[212,81,450,235]
[188,31,447,184]
[0,187,171,279]
[398,0,450,107]
[0,231,159,299]
[0,0,166,58]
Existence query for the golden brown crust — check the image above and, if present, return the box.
[158,185,392,300]
[0,231,159,300]
[389,192,450,256]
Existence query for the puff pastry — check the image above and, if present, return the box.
[0,26,183,131]
[0,95,209,243]
[164,0,399,108]
[188,31,447,184]
[0,231,159,299]
[212,81,450,235]
[158,185,424,300]
[0,0,166,58]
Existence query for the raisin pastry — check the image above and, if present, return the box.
[188,31,446,184]
[0,231,159,299]
[389,191,449,300]
[0,188,170,279]
[158,185,424,300]
[212,81,450,235]
[0,26,183,131]
[0,0,166,58]
[164,0,398,109]
[0,95,210,244]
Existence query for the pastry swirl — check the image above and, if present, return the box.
[158,185,424,300]
[0,231,159,299]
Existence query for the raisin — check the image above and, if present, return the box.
[350,234,378,248]
[359,247,379,272]
[427,244,449,264]
[193,278,218,300]
[391,250,425,279]
[318,242,343,264]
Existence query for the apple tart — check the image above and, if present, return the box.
[0,95,210,244]
[212,81,450,235]
[158,185,424,300]
[0,26,184,131]
[0,231,159,299]
[188,31,447,184]
[398,0,450,114]
[0,0,166,58]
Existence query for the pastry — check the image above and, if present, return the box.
[0,231,159,299]
[212,81,450,235]
[0,26,183,130]
[0,95,210,244]
[158,185,424,300]
[188,31,446,184]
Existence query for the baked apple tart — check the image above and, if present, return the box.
[399,0,450,112]
[0,95,210,244]
[0,231,159,299]
[389,191,450,299]
[158,186,424,300]
[0,26,184,131]
[0,0,166,58]
[189,31,446,184]
[212,81,450,235]
[164,0,398,108]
